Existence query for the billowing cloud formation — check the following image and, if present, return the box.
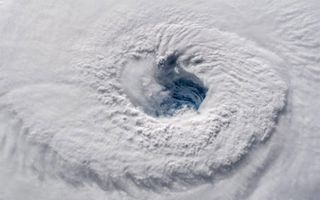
[0,0,319,200]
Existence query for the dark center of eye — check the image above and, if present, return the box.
[153,53,207,116]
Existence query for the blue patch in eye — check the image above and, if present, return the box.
[154,53,207,116]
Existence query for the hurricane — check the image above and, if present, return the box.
[0,0,319,200]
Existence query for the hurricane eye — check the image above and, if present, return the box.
[121,53,207,117]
